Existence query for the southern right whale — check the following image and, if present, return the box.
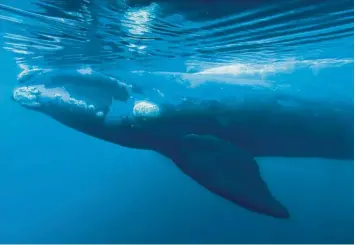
[12,68,354,219]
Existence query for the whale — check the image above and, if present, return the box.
[12,68,354,219]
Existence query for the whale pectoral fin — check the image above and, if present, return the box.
[172,134,290,219]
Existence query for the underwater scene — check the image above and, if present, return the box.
[0,0,354,243]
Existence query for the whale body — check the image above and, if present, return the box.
[12,68,354,219]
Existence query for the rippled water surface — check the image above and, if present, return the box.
[0,0,353,69]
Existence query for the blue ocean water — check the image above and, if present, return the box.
[0,0,354,243]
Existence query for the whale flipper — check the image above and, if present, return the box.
[170,134,290,219]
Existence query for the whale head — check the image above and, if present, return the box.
[13,84,108,120]
[12,69,133,131]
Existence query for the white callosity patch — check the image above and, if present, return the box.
[13,86,41,107]
[77,67,93,75]
[13,85,104,117]
[133,100,160,118]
